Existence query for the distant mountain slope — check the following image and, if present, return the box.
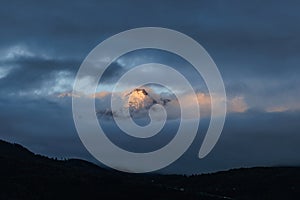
[0,139,299,200]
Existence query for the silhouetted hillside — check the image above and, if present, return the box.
[0,139,299,199]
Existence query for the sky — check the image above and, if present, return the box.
[0,0,300,174]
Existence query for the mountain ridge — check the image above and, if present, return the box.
[0,139,299,199]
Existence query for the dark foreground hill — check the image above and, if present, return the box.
[0,139,299,200]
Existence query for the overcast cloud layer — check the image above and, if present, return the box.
[0,0,300,174]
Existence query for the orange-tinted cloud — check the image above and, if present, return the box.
[227,96,248,113]
[57,89,248,119]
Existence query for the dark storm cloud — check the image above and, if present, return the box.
[0,50,125,94]
[0,55,76,94]
[1,0,299,66]
[1,54,79,72]
[1,0,299,80]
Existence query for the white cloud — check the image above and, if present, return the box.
[0,66,12,79]
[4,45,35,59]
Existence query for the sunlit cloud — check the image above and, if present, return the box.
[266,106,289,113]
[57,86,248,120]
[227,96,248,113]
[90,91,111,99]
[265,103,300,113]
